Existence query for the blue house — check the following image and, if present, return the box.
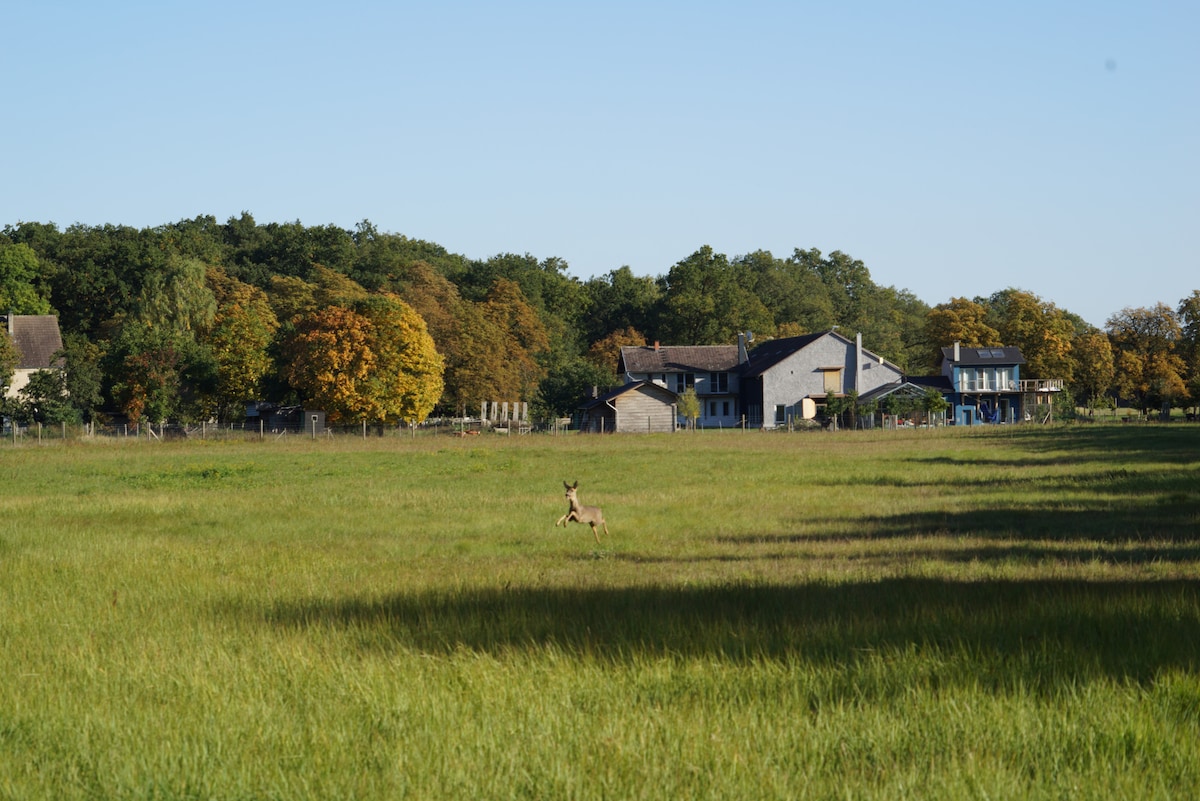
[941,343,1026,425]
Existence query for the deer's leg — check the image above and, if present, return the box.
[556,513,568,527]
[602,521,609,537]
[590,522,601,544]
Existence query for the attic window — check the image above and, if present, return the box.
[990,349,1006,358]
[978,350,993,358]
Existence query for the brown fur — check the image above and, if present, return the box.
[555,481,608,544]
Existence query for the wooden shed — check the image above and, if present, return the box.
[578,382,677,434]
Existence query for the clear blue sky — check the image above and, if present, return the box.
[3,1,1196,329]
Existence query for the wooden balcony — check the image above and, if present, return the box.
[1020,378,1065,392]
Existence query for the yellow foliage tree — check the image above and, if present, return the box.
[925,297,1000,366]
[203,267,279,422]
[283,296,443,425]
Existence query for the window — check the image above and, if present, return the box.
[674,373,695,393]
[709,372,729,393]
[709,401,717,417]
[822,368,842,395]
[775,404,787,424]
[722,401,730,417]
[997,367,1013,390]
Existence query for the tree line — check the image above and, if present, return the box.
[1,214,1197,426]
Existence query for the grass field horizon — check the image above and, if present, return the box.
[2,426,1198,799]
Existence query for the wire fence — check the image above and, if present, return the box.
[0,417,581,444]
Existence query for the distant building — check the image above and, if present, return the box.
[2,314,64,400]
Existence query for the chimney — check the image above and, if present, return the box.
[653,341,659,351]
[953,341,960,361]
[855,333,863,392]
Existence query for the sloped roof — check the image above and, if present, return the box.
[737,332,826,378]
[940,345,1025,366]
[859,376,954,403]
[579,380,677,410]
[6,315,64,370]
[620,344,740,374]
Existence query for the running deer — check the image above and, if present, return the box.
[556,481,609,543]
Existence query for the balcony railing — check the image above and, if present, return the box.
[958,379,1019,392]
[1020,378,1065,392]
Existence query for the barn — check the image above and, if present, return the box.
[578,381,677,434]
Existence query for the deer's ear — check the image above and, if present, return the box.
[563,481,572,490]
[572,480,579,489]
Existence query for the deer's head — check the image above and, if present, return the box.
[563,480,578,499]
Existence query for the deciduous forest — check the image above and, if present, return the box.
[1,215,1197,425]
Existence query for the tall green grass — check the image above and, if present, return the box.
[1,427,1198,799]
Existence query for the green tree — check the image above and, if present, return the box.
[582,266,664,343]
[740,249,834,335]
[0,243,52,314]
[536,356,617,418]
[135,256,217,335]
[921,387,950,426]
[110,323,187,425]
[59,333,105,424]
[0,327,18,395]
[15,369,75,425]
[661,246,773,345]
[44,223,162,337]
[1178,290,1200,414]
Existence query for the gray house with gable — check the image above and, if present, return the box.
[615,330,906,430]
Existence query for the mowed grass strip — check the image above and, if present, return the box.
[1,426,1199,800]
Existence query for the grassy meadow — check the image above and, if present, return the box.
[1,425,1199,800]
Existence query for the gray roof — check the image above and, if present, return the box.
[860,376,954,402]
[620,344,740,374]
[6,315,64,370]
[941,345,1025,366]
[579,380,677,409]
[738,332,826,378]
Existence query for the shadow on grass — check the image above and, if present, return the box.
[905,424,1200,471]
[260,579,1200,689]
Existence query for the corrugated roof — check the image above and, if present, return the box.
[8,315,64,370]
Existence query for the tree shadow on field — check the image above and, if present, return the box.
[260,579,1200,691]
[758,435,1200,546]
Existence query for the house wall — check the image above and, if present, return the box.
[758,334,904,428]
[626,370,741,429]
[5,368,37,400]
[615,385,676,433]
[948,364,1024,425]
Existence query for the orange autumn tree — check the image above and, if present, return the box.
[283,295,443,425]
